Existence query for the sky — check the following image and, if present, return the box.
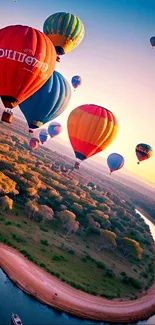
[1,0,155,186]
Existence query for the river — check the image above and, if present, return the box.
[0,209,154,325]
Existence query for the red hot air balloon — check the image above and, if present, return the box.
[0,25,57,111]
[29,137,40,150]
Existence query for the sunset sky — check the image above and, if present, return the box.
[1,0,155,185]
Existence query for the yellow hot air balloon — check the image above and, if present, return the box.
[67,104,118,168]
[43,12,85,57]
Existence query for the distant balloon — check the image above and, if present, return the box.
[48,121,62,138]
[29,138,40,150]
[67,104,118,168]
[150,36,155,47]
[107,153,125,175]
[71,76,82,89]
[43,12,85,56]
[0,25,56,110]
[19,71,71,132]
[135,143,153,164]
[39,129,50,144]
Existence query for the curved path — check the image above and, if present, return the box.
[0,244,154,323]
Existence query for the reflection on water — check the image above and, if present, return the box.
[0,209,154,324]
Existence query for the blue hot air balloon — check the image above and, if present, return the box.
[150,36,155,48]
[71,75,82,90]
[48,121,62,138]
[107,153,125,175]
[19,71,72,132]
[39,129,50,144]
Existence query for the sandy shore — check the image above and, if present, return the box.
[0,243,155,323]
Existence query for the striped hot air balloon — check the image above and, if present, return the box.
[19,71,71,132]
[43,12,85,56]
[67,104,118,168]
[135,143,153,164]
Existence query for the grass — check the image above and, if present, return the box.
[0,208,154,299]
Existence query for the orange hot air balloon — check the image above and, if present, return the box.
[67,104,118,167]
[29,137,40,150]
[0,25,56,110]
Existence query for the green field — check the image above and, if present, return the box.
[0,207,154,300]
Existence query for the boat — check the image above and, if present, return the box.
[11,313,23,325]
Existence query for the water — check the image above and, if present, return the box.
[0,210,154,325]
[135,209,155,241]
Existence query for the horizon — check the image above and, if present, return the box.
[1,0,155,186]
[4,106,155,192]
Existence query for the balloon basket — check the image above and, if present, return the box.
[1,111,13,124]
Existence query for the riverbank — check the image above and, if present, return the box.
[136,207,155,225]
[0,244,154,324]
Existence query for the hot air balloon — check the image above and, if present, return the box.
[19,71,71,132]
[29,138,40,150]
[135,143,153,164]
[48,121,62,138]
[0,24,56,123]
[150,36,155,48]
[39,129,50,144]
[43,12,85,60]
[107,153,125,175]
[71,75,82,90]
[67,104,118,168]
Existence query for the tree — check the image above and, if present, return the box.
[98,229,117,251]
[72,202,83,213]
[25,200,39,219]
[26,187,38,197]
[122,237,143,260]
[56,209,76,226]
[38,205,54,223]
[0,172,18,195]
[65,219,79,237]
[0,196,13,211]
[56,209,79,236]
[99,204,111,213]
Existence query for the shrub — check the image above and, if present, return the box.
[52,255,68,262]
[39,226,48,232]
[68,249,75,255]
[95,261,106,269]
[105,268,115,277]
[40,239,48,246]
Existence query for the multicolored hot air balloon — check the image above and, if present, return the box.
[43,12,85,58]
[67,104,118,168]
[0,25,56,110]
[39,129,50,144]
[135,143,153,164]
[48,121,62,138]
[107,153,125,175]
[19,71,71,132]
[150,36,155,48]
[29,138,40,150]
[71,75,82,90]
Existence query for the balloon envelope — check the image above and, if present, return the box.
[0,25,56,108]
[29,138,39,150]
[71,75,82,89]
[107,153,124,173]
[19,70,71,130]
[67,104,118,161]
[39,129,50,144]
[43,12,85,55]
[150,36,155,47]
[48,121,62,138]
[135,143,153,163]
